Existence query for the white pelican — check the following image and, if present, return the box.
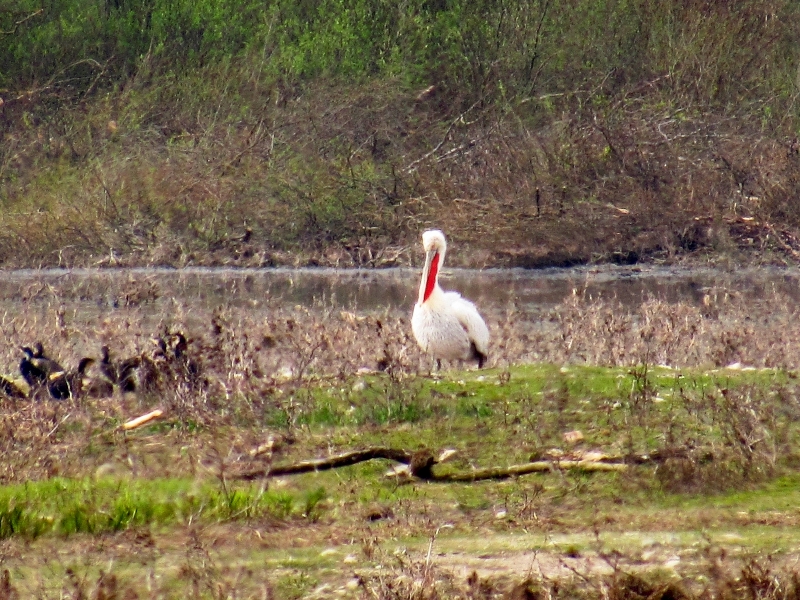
[411,230,489,370]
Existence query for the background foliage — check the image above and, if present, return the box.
[1,0,799,267]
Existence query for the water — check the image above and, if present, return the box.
[0,264,798,316]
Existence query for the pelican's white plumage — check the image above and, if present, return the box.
[411,230,489,368]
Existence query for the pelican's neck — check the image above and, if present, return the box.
[419,250,442,304]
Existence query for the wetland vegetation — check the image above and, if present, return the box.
[0,276,799,596]
[4,0,800,596]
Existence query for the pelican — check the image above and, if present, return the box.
[411,229,489,370]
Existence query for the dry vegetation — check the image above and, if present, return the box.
[4,2,800,593]
[5,271,800,415]
[6,79,800,271]
[4,272,800,482]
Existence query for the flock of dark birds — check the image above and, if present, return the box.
[0,332,196,402]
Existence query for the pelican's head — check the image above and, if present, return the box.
[418,229,448,304]
[422,229,447,255]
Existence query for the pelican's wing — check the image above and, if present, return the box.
[447,293,489,355]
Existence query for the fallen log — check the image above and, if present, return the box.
[428,459,627,482]
[233,446,628,482]
[236,447,413,481]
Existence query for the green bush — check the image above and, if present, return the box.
[4,0,798,108]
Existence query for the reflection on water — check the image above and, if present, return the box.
[1,265,799,316]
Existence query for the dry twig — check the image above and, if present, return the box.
[122,409,164,431]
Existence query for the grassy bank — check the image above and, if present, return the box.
[0,281,799,595]
[2,1,800,267]
[1,363,800,596]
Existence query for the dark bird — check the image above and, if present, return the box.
[84,372,114,399]
[99,345,118,384]
[113,338,166,395]
[0,375,26,399]
[33,342,64,373]
[172,333,188,359]
[100,345,144,393]
[170,332,200,380]
[48,357,95,400]
[20,346,47,388]
[117,355,142,393]
[20,343,64,390]
[136,335,172,393]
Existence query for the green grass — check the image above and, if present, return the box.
[675,475,800,512]
[270,364,792,462]
[0,477,299,539]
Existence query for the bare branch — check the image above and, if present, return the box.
[235,447,413,480]
[402,101,481,174]
[0,8,43,36]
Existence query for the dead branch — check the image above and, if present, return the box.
[122,409,164,430]
[617,447,703,464]
[0,9,43,36]
[232,446,637,483]
[235,447,413,480]
[429,460,626,482]
[402,101,480,174]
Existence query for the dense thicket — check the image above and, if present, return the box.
[1,0,800,267]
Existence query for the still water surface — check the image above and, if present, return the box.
[1,265,798,315]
